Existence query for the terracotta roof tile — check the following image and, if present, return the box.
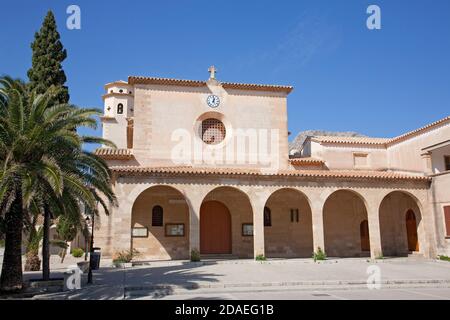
[311,136,390,145]
[387,116,450,146]
[289,157,324,165]
[110,166,430,182]
[94,148,133,160]
[127,76,293,94]
[309,116,450,147]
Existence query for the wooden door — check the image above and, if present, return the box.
[360,220,370,251]
[200,201,232,254]
[406,210,419,252]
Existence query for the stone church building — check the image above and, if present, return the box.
[95,67,450,261]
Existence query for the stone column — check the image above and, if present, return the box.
[252,199,265,258]
[421,152,433,175]
[247,188,270,259]
[367,203,383,259]
[188,199,202,256]
[185,189,207,258]
[111,200,133,256]
[311,203,325,253]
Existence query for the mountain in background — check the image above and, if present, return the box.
[289,130,366,157]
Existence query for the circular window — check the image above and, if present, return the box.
[200,118,226,145]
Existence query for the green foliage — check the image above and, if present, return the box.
[25,226,44,255]
[113,249,140,264]
[190,249,201,262]
[0,76,117,289]
[56,215,79,243]
[438,255,450,262]
[71,248,84,258]
[255,254,266,261]
[0,239,4,248]
[313,247,327,262]
[27,10,69,103]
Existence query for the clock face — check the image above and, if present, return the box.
[206,95,220,108]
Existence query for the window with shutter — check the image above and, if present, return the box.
[152,205,163,226]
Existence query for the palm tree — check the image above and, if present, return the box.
[0,77,116,291]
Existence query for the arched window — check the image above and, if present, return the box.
[264,206,271,227]
[117,103,124,114]
[152,205,163,226]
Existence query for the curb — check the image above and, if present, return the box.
[124,279,450,292]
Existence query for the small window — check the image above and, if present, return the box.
[117,103,124,114]
[445,156,450,171]
[119,89,123,93]
[444,206,450,237]
[264,207,271,227]
[152,205,163,226]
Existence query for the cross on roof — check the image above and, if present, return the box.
[208,65,217,79]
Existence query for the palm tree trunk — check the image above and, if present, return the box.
[0,192,24,292]
[42,205,50,281]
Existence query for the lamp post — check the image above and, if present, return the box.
[84,216,90,262]
[87,210,95,284]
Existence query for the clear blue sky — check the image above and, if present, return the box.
[1,0,449,150]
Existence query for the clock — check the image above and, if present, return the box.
[206,95,220,108]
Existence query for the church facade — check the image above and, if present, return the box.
[95,67,450,261]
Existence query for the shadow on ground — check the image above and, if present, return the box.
[29,262,222,300]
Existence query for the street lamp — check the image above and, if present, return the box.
[87,209,95,284]
[84,216,90,262]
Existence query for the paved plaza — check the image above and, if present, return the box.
[23,257,450,300]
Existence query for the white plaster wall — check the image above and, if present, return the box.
[431,145,450,174]
[387,123,450,173]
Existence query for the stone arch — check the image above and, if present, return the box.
[200,186,253,258]
[378,190,424,257]
[131,185,190,260]
[263,188,313,258]
[323,189,370,257]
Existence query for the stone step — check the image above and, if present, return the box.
[200,254,240,260]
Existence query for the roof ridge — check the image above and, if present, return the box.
[387,115,450,146]
[127,76,293,93]
[308,115,450,146]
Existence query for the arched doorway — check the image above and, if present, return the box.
[360,220,370,252]
[200,187,253,258]
[406,210,419,252]
[131,185,189,260]
[200,201,232,254]
[323,190,369,257]
[379,191,423,257]
[264,188,313,258]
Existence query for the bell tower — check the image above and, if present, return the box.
[101,80,134,149]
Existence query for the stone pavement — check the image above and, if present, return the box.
[29,257,450,300]
[136,287,450,300]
